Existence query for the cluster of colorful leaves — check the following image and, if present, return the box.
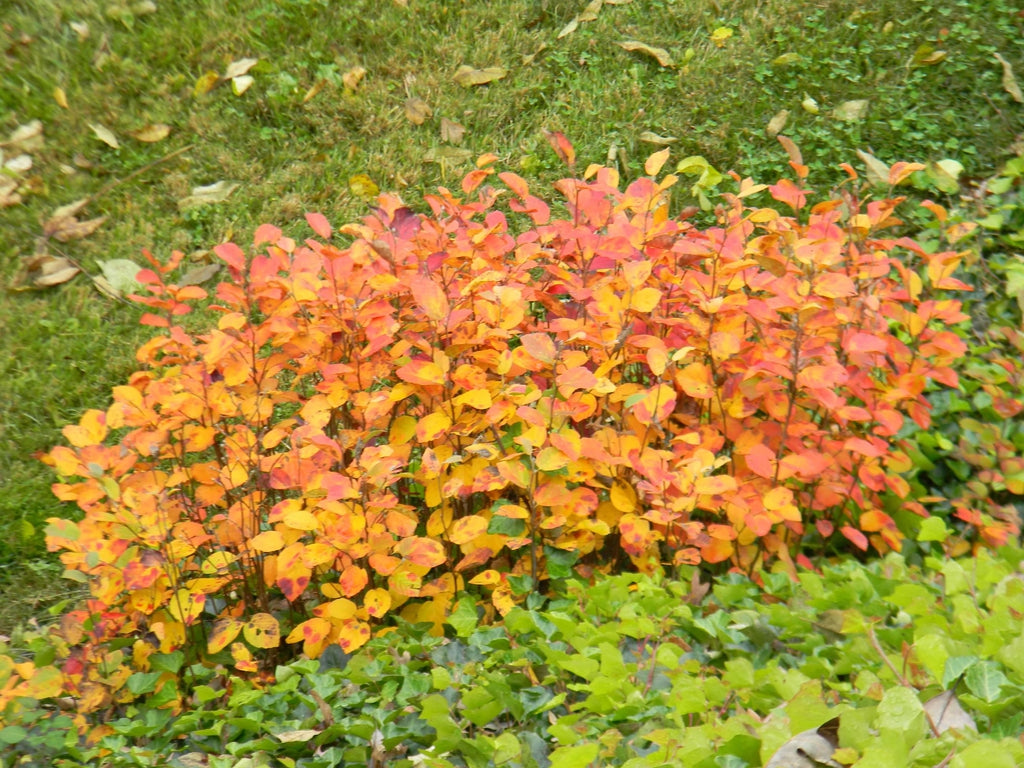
[38,140,993,715]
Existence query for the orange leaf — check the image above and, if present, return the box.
[416,410,453,442]
[520,333,558,364]
[397,359,446,386]
[676,362,713,399]
[543,130,576,167]
[285,617,331,657]
[450,515,489,545]
[396,536,447,568]
[694,475,737,495]
[410,273,450,322]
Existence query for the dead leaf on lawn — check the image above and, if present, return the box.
[639,131,678,145]
[42,199,90,238]
[404,97,433,125]
[558,0,604,38]
[177,181,239,210]
[3,120,44,151]
[69,20,90,41]
[4,154,32,173]
[54,87,69,108]
[96,258,144,297]
[766,109,789,138]
[178,263,221,286]
[453,65,507,87]
[231,75,254,95]
[777,135,803,167]
[89,123,120,149]
[994,53,1024,103]
[832,99,869,122]
[855,148,891,187]
[441,117,466,144]
[128,124,171,142]
[342,66,367,91]
[14,253,81,290]
[223,57,258,80]
[193,70,220,97]
[616,40,674,67]
[348,173,380,201]
[0,177,22,208]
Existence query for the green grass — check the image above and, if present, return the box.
[1,0,1021,633]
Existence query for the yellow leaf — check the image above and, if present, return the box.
[249,530,285,552]
[363,588,392,618]
[128,123,171,142]
[405,97,433,125]
[616,40,674,67]
[89,123,119,149]
[243,612,281,649]
[995,53,1024,103]
[416,410,453,442]
[348,173,379,201]
[342,65,367,91]
[282,507,320,531]
[53,87,68,108]
[709,27,734,47]
[453,65,507,87]
[454,388,492,410]
[193,70,220,97]
[644,147,670,176]
[766,110,789,138]
[630,286,661,312]
[610,478,638,513]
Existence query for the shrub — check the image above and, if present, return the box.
[35,139,992,714]
[901,157,1024,552]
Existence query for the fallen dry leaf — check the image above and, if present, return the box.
[440,117,466,144]
[994,53,1024,103]
[53,216,106,242]
[54,87,69,109]
[766,109,789,138]
[348,173,380,200]
[231,75,254,95]
[178,263,221,286]
[128,124,171,143]
[856,148,891,187]
[3,120,44,151]
[342,66,367,91]
[69,20,90,41]
[833,99,869,122]
[453,65,507,87]
[177,181,239,210]
[193,70,220,97]
[303,79,328,103]
[404,97,432,125]
[96,258,144,297]
[89,123,120,149]
[223,57,258,79]
[616,40,674,67]
[765,718,840,768]
[0,177,22,208]
[639,131,678,145]
[16,253,81,290]
[777,135,803,167]
[5,154,32,173]
[43,199,89,237]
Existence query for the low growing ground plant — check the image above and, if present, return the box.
[1,141,1010,725]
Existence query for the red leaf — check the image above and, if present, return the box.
[840,526,869,551]
[410,273,450,322]
[305,211,332,239]
[543,130,576,167]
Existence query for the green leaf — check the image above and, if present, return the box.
[0,726,27,745]
[548,741,598,768]
[943,656,978,688]
[126,671,162,695]
[447,595,479,638]
[965,661,1008,703]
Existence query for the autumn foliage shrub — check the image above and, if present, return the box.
[33,139,1002,715]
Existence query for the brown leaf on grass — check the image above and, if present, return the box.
[440,117,466,144]
[342,66,367,91]
[43,199,89,237]
[765,109,789,138]
[15,254,81,290]
[639,131,678,145]
[89,123,120,149]
[0,177,22,208]
[128,124,171,142]
[404,97,433,125]
[178,263,221,287]
[558,0,603,38]
[3,120,44,151]
[616,40,674,67]
[223,57,258,79]
[994,53,1024,103]
[453,65,507,87]
[303,79,328,103]
[777,135,803,167]
[53,216,106,242]
[856,148,891,187]
[177,181,239,209]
